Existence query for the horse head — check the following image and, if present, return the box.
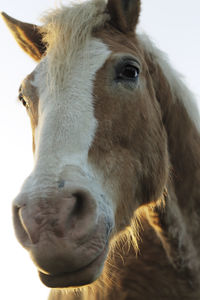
[2,0,176,290]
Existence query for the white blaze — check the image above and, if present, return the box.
[32,38,110,175]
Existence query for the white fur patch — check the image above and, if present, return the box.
[138,33,200,132]
[32,38,110,177]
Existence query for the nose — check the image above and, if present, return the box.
[13,187,97,246]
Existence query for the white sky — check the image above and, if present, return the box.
[0,1,200,299]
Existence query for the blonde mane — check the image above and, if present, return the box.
[40,0,109,92]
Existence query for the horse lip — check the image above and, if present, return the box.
[38,245,108,288]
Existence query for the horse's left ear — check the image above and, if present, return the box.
[1,12,46,61]
[107,0,141,33]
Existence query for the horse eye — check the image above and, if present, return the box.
[116,64,140,81]
[18,93,27,107]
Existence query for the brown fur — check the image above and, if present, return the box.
[90,27,169,232]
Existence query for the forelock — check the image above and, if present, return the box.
[40,0,109,93]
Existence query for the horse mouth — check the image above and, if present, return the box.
[38,245,108,288]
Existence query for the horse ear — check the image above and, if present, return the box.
[1,12,46,61]
[107,0,141,33]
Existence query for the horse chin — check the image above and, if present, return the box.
[38,245,108,288]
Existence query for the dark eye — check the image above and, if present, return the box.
[116,63,140,82]
[18,93,27,107]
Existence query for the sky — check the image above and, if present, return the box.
[0,1,200,299]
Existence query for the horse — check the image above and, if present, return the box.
[2,0,200,299]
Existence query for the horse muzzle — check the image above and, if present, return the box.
[12,169,114,287]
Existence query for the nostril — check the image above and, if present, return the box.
[72,192,86,217]
[13,205,40,245]
[71,190,96,219]
[66,190,97,235]
[13,205,30,245]
[18,207,26,229]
